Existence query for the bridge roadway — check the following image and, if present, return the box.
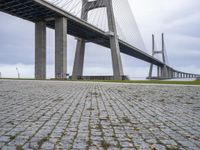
[0,0,199,78]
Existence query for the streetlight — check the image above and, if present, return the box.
[16,67,20,79]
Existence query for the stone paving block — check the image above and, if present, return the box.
[0,80,200,149]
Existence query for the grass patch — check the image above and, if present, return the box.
[100,140,111,149]
[159,99,165,102]
[96,123,103,130]
[100,80,200,85]
[89,92,101,97]
[166,145,179,150]
[7,121,14,125]
[37,136,49,148]
[185,102,193,105]
[70,79,200,85]
[133,127,140,131]
[87,107,95,111]
[53,97,64,102]
[2,78,200,85]
[122,117,131,123]
[10,135,17,140]
[16,145,23,150]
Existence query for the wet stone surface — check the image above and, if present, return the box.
[0,80,200,150]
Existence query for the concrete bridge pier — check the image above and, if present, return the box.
[72,39,86,80]
[35,21,46,80]
[161,66,168,79]
[178,72,180,78]
[176,72,179,78]
[174,72,176,78]
[173,71,176,78]
[72,0,124,80]
[157,66,161,79]
[55,17,67,79]
[72,0,88,80]
[169,69,173,79]
[106,0,124,80]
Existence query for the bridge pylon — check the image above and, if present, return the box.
[72,0,124,80]
[148,33,171,79]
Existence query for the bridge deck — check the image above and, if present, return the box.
[0,0,165,67]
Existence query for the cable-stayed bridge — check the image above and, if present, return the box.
[0,0,199,80]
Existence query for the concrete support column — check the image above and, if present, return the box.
[167,68,171,79]
[149,35,155,79]
[55,17,67,79]
[161,66,168,79]
[148,64,153,79]
[72,39,85,79]
[35,21,46,80]
[157,66,160,78]
[72,0,88,80]
[173,72,175,78]
[107,0,124,80]
[170,70,173,79]
[169,70,172,78]
[170,70,172,78]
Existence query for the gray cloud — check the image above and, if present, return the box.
[0,0,200,78]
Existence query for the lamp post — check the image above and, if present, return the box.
[16,67,20,79]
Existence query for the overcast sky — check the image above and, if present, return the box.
[0,0,199,79]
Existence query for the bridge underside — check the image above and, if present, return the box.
[0,0,199,79]
[0,0,164,66]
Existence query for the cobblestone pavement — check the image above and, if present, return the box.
[0,80,200,150]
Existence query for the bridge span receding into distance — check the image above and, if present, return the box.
[0,0,199,80]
